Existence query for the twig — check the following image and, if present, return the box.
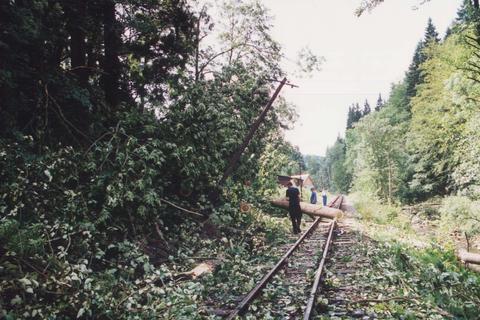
[50,230,82,241]
[98,133,117,171]
[65,233,72,256]
[43,229,55,273]
[160,198,205,218]
[84,131,112,155]
[67,66,106,74]
[116,285,150,309]
[48,102,82,146]
[16,257,48,279]
[43,85,49,131]
[49,95,92,143]
[349,296,415,304]
[350,296,453,318]
[465,232,471,252]
[154,222,170,249]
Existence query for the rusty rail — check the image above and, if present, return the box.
[303,219,337,319]
[304,195,343,319]
[327,194,343,208]
[226,195,343,319]
[226,216,322,320]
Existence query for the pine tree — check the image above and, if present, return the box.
[424,18,440,43]
[375,93,384,111]
[444,26,453,40]
[405,41,424,100]
[363,99,371,115]
[404,19,440,107]
[354,103,362,122]
[457,0,478,23]
[346,105,355,129]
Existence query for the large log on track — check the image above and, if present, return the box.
[457,251,480,265]
[271,199,343,219]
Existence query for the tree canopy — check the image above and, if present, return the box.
[319,15,480,204]
[0,1,303,317]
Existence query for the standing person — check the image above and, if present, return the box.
[286,181,302,234]
[310,187,317,204]
[322,189,327,206]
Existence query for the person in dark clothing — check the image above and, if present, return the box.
[322,189,327,206]
[286,181,302,234]
[310,187,317,204]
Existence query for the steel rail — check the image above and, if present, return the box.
[226,195,343,319]
[304,195,343,319]
[303,219,337,319]
[327,194,342,208]
[226,216,322,320]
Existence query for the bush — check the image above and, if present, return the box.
[351,193,404,226]
[0,107,295,318]
[439,196,480,236]
[0,115,214,318]
[372,242,480,318]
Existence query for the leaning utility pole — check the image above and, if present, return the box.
[218,77,288,187]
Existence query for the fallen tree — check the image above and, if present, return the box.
[270,199,343,219]
[457,250,480,265]
[174,261,218,281]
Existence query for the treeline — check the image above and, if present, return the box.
[346,95,384,129]
[307,1,480,207]
[0,1,302,318]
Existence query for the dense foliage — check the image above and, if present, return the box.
[350,193,480,319]
[2,0,479,318]
[0,0,305,318]
[308,0,480,237]
[327,5,479,196]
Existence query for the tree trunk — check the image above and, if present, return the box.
[270,199,343,220]
[194,16,201,82]
[174,261,218,280]
[458,251,480,265]
[387,155,393,205]
[102,0,121,108]
[66,0,88,85]
[217,78,287,187]
[473,0,479,10]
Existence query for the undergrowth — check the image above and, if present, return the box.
[0,129,293,319]
[351,194,480,318]
[365,242,480,319]
[138,205,292,319]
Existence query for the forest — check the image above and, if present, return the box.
[1,0,480,319]
[306,3,480,234]
[0,0,309,318]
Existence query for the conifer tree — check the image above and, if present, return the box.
[354,103,362,122]
[404,18,440,107]
[425,18,440,43]
[363,99,371,115]
[346,105,355,129]
[405,40,424,101]
[375,93,384,111]
[457,0,478,23]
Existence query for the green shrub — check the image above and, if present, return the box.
[372,242,480,318]
[352,193,403,225]
[439,196,480,236]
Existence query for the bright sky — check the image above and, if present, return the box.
[261,0,462,156]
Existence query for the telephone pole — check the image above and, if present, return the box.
[218,77,288,187]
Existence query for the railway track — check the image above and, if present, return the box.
[226,195,344,319]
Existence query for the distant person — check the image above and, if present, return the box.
[310,187,317,204]
[286,181,302,234]
[322,189,327,206]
